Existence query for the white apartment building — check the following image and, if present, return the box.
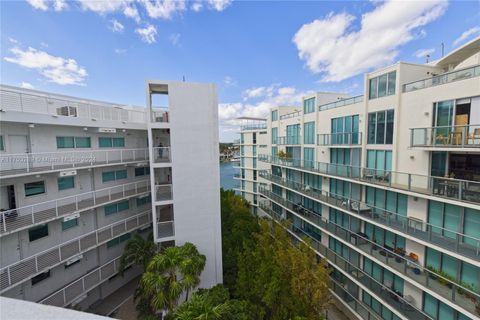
[0,81,222,314]
[240,38,480,320]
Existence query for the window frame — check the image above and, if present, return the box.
[58,176,75,191]
[29,224,49,242]
[25,180,46,197]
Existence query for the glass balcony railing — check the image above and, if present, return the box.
[259,171,480,261]
[259,203,434,320]
[403,65,480,93]
[277,136,301,145]
[259,191,480,317]
[240,123,267,130]
[152,109,169,123]
[155,184,173,202]
[410,124,480,148]
[157,221,174,239]
[279,111,302,120]
[258,154,480,204]
[317,132,362,146]
[152,147,171,163]
[319,95,364,112]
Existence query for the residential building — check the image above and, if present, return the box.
[0,81,222,313]
[244,38,480,320]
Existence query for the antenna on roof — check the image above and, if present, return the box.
[441,42,445,57]
[182,76,185,82]
[426,54,430,63]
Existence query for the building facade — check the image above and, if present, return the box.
[0,81,222,313]
[242,38,480,320]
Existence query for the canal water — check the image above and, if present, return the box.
[219,162,238,190]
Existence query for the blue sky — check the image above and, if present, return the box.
[1,0,479,141]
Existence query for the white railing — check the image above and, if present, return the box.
[319,95,363,111]
[152,147,171,163]
[0,85,147,123]
[0,210,151,293]
[0,148,149,177]
[155,184,173,202]
[0,180,151,235]
[152,109,169,123]
[157,221,174,239]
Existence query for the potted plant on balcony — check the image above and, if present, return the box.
[277,150,291,165]
[425,265,438,280]
[393,247,405,263]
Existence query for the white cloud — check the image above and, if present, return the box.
[223,76,237,87]
[191,2,203,12]
[115,48,127,54]
[293,0,448,82]
[169,33,181,46]
[453,26,480,47]
[109,19,124,33]
[243,84,279,100]
[78,0,126,13]
[40,42,49,48]
[207,0,233,11]
[53,0,68,11]
[414,48,435,58]
[8,37,19,44]
[135,25,157,44]
[4,46,88,85]
[124,5,141,23]
[27,0,48,11]
[20,82,34,89]
[140,0,187,19]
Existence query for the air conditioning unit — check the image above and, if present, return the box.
[98,128,117,133]
[65,254,83,266]
[63,213,80,222]
[59,170,77,177]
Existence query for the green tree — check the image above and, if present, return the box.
[119,232,156,274]
[140,242,206,315]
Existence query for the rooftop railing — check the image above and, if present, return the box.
[319,95,363,112]
[0,210,151,293]
[410,124,480,148]
[258,154,480,204]
[260,189,480,317]
[0,180,150,236]
[0,148,149,178]
[279,111,302,120]
[317,132,362,146]
[259,171,480,260]
[0,86,147,123]
[403,65,480,93]
[260,202,434,320]
[240,123,267,130]
[152,147,171,163]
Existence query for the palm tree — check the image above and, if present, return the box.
[119,232,156,274]
[140,242,206,315]
[172,295,230,320]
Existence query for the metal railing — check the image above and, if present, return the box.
[260,191,480,317]
[155,184,173,202]
[258,154,480,204]
[152,109,169,123]
[319,95,364,111]
[260,203,433,320]
[152,147,171,163]
[279,111,302,120]
[259,171,480,260]
[403,65,480,92]
[0,210,151,293]
[277,136,301,145]
[317,132,362,146]
[0,148,149,178]
[157,221,175,239]
[0,180,150,235]
[39,256,136,307]
[0,85,147,123]
[410,124,480,148]
[240,123,267,130]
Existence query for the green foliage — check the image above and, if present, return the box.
[277,150,290,159]
[220,188,259,294]
[119,232,156,274]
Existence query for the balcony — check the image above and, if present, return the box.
[157,221,175,239]
[258,154,480,204]
[0,180,150,236]
[240,123,267,130]
[259,171,480,261]
[279,111,302,120]
[403,65,480,93]
[260,192,480,318]
[152,109,169,123]
[277,136,301,145]
[0,148,149,178]
[155,184,173,202]
[152,147,171,163]
[0,210,151,293]
[317,132,362,147]
[318,95,364,112]
[410,124,480,149]
[259,204,432,320]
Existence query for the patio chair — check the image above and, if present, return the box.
[467,128,480,145]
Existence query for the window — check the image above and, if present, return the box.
[366,150,392,171]
[31,270,51,286]
[106,233,132,248]
[62,218,78,231]
[271,110,278,121]
[303,97,315,114]
[252,132,257,144]
[25,181,45,197]
[271,127,278,144]
[366,187,407,216]
[102,169,128,182]
[56,137,91,148]
[105,200,130,216]
[0,136,4,151]
[367,110,394,144]
[136,195,151,206]
[286,124,300,144]
[29,224,48,241]
[331,115,359,144]
[368,71,396,99]
[135,167,150,177]
[58,176,75,191]
[303,148,314,168]
[99,137,125,148]
[304,122,315,144]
